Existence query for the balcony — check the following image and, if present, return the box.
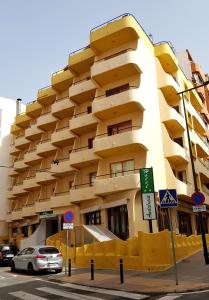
[94,128,147,157]
[37,86,56,105]
[22,204,36,217]
[13,183,28,196]
[158,69,180,105]
[11,124,20,134]
[69,46,95,74]
[11,208,23,221]
[69,78,96,103]
[35,198,52,213]
[25,124,42,140]
[36,140,57,157]
[90,14,140,53]
[14,159,28,171]
[8,169,18,178]
[24,149,41,165]
[26,101,42,117]
[70,147,99,168]
[23,176,40,191]
[70,112,98,135]
[15,113,31,128]
[14,135,30,150]
[191,131,209,158]
[51,97,74,118]
[6,212,12,223]
[51,127,75,147]
[7,188,15,200]
[186,101,207,135]
[94,172,140,196]
[154,42,178,73]
[51,158,75,176]
[9,144,20,155]
[36,169,56,184]
[70,183,97,202]
[92,87,145,120]
[51,68,73,92]
[50,191,71,208]
[91,49,141,85]
[196,159,209,181]
[37,112,57,130]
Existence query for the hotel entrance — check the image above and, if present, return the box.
[108,205,129,240]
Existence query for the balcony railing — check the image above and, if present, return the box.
[73,76,91,85]
[96,126,140,138]
[72,182,95,189]
[94,48,135,63]
[94,85,138,100]
[73,110,91,118]
[55,125,69,132]
[54,190,70,196]
[38,197,50,202]
[72,146,89,153]
[96,168,138,179]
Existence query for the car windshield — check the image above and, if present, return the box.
[39,247,59,254]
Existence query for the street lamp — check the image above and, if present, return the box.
[177,80,209,264]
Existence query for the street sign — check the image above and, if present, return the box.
[139,168,154,193]
[191,192,205,205]
[63,222,74,230]
[64,210,74,223]
[159,189,178,207]
[192,205,206,213]
[142,193,156,220]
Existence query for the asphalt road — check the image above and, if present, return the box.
[0,266,208,299]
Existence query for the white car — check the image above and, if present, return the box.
[11,246,63,274]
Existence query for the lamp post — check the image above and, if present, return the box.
[177,80,209,264]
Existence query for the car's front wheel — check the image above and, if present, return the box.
[11,261,16,272]
[27,263,34,275]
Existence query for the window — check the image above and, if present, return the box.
[39,247,59,254]
[88,138,94,149]
[86,210,101,225]
[21,226,28,237]
[173,137,183,147]
[108,120,132,136]
[106,84,129,97]
[173,106,180,113]
[89,172,97,186]
[69,181,73,189]
[111,160,134,177]
[177,170,187,183]
[87,106,92,114]
[25,248,35,255]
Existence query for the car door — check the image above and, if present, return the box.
[22,248,35,270]
[14,249,27,270]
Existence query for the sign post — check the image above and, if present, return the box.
[63,210,74,275]
[159,189,178,285]
[139,168,156,232]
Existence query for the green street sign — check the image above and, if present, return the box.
[139,168,154,193]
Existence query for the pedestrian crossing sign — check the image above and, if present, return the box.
[159,189,178,207]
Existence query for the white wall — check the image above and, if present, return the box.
[0,97,25,237]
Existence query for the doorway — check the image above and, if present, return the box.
[108,205,129,240]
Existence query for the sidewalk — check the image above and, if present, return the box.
[54,251,209,294]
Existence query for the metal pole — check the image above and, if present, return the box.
[68,258,71,277]
[168,208,178,285]
[119,258,124,283]
[149,220,153,233]
[65,229,69,275]
[181,92,209,264]
[91,259,94,280]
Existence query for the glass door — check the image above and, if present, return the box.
[108,205,129,240]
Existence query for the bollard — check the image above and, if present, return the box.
[91,259,94,280]
[68,258,71,277]
[120,258,124,284]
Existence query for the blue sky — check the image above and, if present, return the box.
[0,0,209,103]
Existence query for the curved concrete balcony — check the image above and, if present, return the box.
[94,128,147,157]
[51,69,73,92]
[37,86,56,105]
[70,113,98,135]
[23,176,40,191]
[51,127,75,147]
[22,204,36,217]
[91,49,141,85]
[51,97,74,118]
[69,46,95,74]
[26,101,42,118]
[70,184,97,203]
[15,113,31,128]
[186,101,207,135]
[11,124,21,135]
[90,14,140,53]
[36,169,56,184]
[50,191,71,208]
[94,172,140,196]
[14,136,30,150]
[13,183,28,196]
[9,169,18,177]
[35,198,52,213]
[7,188,16,200]
[158,70,180,106]
[14,159,28,171]
[51,158,75,176]
[11,209,23,221]
[37,112,57,130]
[154,43,178,73]
[191,131,209,158]
[195,159,209,181]
[69,78,96,103]
[9,144,20,155]
[92,87,145,120]
[36,140,57,157]
[24,149,42,165]
[70,148,99,168]
[25,124,42,141]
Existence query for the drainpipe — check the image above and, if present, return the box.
[16,98,22,116]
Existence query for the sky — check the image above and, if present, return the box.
[0,0,209,104]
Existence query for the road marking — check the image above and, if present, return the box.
[37,287,104,300]
[9,291,47,300]
[157,295,181,300]
[62,282,148,299]
[0,276,5,279]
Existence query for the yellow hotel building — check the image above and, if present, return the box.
[7,14,209,246]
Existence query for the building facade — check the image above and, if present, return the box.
[7,14,209,244]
